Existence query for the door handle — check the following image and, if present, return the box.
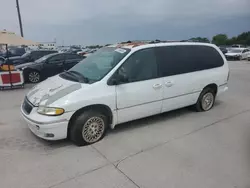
[165,81,173,87]
[153,83,162,89]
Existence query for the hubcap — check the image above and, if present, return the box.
[29,72,40,83]
[82,117,105,143]
[201,92,214,111]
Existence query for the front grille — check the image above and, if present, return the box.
[22,97,33,115]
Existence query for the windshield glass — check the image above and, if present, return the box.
[21,52,31,58]
[63,47,130,83]
[229,49,243,53]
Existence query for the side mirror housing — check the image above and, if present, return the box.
[108,73,128,86]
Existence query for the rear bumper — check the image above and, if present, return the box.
[217,84,228,97]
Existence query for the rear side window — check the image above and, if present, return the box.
[156,45,224,77]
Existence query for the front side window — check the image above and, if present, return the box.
[35,53,57,63]
[48,54,64,63]
[64,47,130,83]
[117,48,158,83]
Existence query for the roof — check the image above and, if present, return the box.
[109,40,216,50]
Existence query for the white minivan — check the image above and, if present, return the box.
[21,42,229,146]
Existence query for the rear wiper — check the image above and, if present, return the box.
[67,70,89,83]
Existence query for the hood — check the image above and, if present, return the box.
[26,75,82,106]
[225,52,241,56]
[15,61,36,69]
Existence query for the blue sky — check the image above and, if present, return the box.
[1,0,250,45]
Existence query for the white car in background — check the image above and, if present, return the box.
[225,48,250,60]
[231,44,245,48]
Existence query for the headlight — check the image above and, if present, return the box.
[37,106,65,116]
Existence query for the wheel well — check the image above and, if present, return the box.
[67,104,113,138]
[203,83,218,94]
[23,68,40,81]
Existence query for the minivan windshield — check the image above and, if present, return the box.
[61,47,130,83]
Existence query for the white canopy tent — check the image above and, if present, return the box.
[0,30,36,89]
[0,30,37,46]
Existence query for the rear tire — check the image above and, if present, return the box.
[70,110,108,146]
[194,88,216,112]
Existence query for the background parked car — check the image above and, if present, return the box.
[231,44,245,48]
[219,47,228,54]
[225,48,250,60]
[0,56,5,65]
[15,53,85,83]
[6,50,58,65]
[0,47,26,58]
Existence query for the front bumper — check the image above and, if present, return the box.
[21,106,72,140]
[225,56,240,60]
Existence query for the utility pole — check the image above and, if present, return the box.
[16,0,24,37]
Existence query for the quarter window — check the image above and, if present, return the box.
[156,45,224,77]
[117,48,158,83]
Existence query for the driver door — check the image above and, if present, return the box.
[43,54,65,77]
[115,48,164,124]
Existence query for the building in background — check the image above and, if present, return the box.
[27,42,56,50]
[39,42,56,50]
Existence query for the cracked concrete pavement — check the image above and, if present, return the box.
[0,61,250,188]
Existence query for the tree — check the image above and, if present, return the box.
[212,34,228,46]
[189,37,210,43]
[236,31,250,45]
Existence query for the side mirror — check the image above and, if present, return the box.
[108,73,128,85]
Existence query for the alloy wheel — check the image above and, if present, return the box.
[201,92,214,111]
[82,117,105,143]
[28,72,40,83]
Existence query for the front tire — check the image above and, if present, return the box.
[70,110,108,146]
[27,70,41,83]
[195,88,216,112]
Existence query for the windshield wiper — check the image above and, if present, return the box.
[60,71,79,82]
[67,70,89,83]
